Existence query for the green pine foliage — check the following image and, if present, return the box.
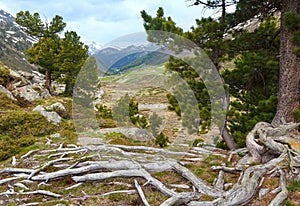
[284,11,300,56]
[112,94,148,128]
[15,11,88,96]
[223,17,280,146]
[155,132,170,148]
[141,6,284,148]
[53,31,89,96]
[149,112,162,137]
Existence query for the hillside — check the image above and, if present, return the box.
[0,9,37,71]
[92,43,168,75]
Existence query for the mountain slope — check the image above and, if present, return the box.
[0,9,36,71]
[92,43,168,75]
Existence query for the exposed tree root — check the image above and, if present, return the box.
[0,122,299,205]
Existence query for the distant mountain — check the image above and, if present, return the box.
[91,42,168,75]
[0,9,37,71]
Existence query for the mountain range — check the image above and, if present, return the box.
[89,42,169,75]
[0,9,37,71]
[0,9,168,76]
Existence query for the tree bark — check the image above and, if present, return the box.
[272,0,300,126]
[45,68,52,95]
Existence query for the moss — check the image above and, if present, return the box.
[0,135,35,161]
[0,111,57,138]
[0,110,60,161]
[0,93,20,110]
[288,180,300,192]
[0,62,10,86]
[104,132,145,146]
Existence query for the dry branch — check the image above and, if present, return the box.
[72,168,177,197]
[134,179,150,206]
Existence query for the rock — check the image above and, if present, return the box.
[12,85,40,102]
[125,128,153,141]
[95,127,154,142]
[9,69,22,79]
[31,70,45,85]
[50,133,61,138]
[33,105,62,125]
[46,102,67,117]
[0,85,17,101]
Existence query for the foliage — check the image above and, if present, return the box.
[166,93,181,116]
[0,93,20,110]
[0,135,34,161]
[95,104,113,119]
[15,11,88,95]
[155,132,170,148]
[0,111,55,160]
[53,31,89,96]
[0,62,10,86]
[287,180,300,192]
[0,111,57,138]
[283,11,300,56]
[112,94,148,128]
[223,17,280,146]
[149,112,162,137]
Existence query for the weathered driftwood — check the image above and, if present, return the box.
[134,179,150,206]
[268,170,288,206]
[72,169,177,197]
[160,192,201,206]
[171,162,223,198]
[31,160,140,181]
[246,122,300,164]
[0,122,299,205]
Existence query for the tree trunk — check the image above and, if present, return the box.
[221,88,237,150]
[221,0,226,25]
[272,0,300,126]
[45,69,52,95]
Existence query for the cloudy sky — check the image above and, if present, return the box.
[0,0,216,45]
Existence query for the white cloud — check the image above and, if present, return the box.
[0,0,212,44]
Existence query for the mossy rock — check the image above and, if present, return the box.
[0,62,10,86]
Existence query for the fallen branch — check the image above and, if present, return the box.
[72,169,177,197]
[268,170,288,206]
[134,179,150,206]
[160,192,201,206]
[171,162,222,198]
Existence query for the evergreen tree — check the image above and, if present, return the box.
[15,11,66,94]
[272,0,300,125]
[16,11,88,96]
[54,31,89,96]
[141,7,237,149]
[149,112,162,137]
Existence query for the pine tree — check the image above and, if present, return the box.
[54,31,89,96]
[141,7,237,149]
[15,11,66,94]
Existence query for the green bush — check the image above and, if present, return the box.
[155,132,169,148]
[0,93,20,110]
[95,104,113,119]
[0,111,57,138]
[0,135,35,161]
[0,111,59,161]
[0,63,10,86]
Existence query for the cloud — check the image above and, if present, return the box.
[0,0,209,44]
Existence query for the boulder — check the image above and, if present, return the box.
[121,128,154,142]
[12,85,40,102]
[46,102,67,118]
[0,85,17,101]
[33,105,62,125]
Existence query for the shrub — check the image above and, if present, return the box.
[155,132,169,148]
[0,63,10,86]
